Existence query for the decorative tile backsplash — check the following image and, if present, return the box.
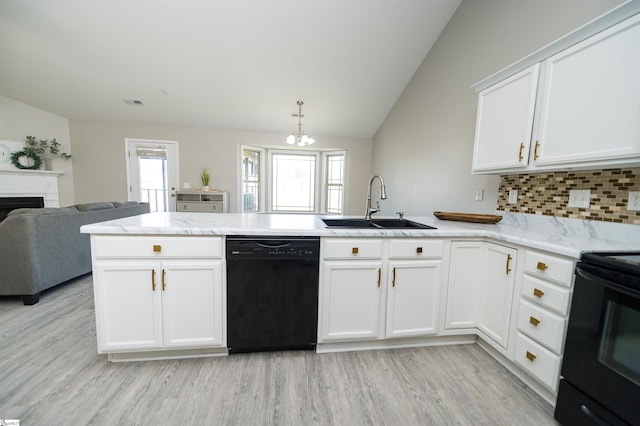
[497,168,640,224]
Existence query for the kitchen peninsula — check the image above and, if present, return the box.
[81,212,638,405]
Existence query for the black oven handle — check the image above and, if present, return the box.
[576,265,640,299]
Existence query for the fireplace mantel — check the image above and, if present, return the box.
[0,169,63,207]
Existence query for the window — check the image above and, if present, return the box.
[271,152,317,212]
[241,148,262,212]
[324,153,344,214]
[240,146,344,214]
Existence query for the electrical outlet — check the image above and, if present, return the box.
[508,189,518,204]
[183,182,191,189]
[628,191,640,211]
[475,188,484,201]
[568,189,591,208]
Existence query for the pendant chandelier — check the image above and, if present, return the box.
[286,100,315,146]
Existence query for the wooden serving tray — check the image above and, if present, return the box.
[433,211,502,224]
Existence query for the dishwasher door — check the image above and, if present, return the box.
[226,236,320,353]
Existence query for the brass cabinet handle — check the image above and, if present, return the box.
[533,288,545,298]
[352,247,359,254]
[529,316,540,326]
[518,143,525,162]
[536,261,548,271]
[506,254,513,275]
[151,269,156,291]
[533,140,540,160]
[526,351,537,362]
[162,269,166,291]
[416,247,423,254]
[392,267,396,287]
[153,245,161,253]
[377,268,381,288]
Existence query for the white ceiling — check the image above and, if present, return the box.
[0,0,461,139]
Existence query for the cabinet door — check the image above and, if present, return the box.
[472,65,539,173]
[94,261,163,352]
[445,241,485,329]
[319,261,384,342]
[533,15,640,168]
[478,243,517,349]
[386,260,441,338]
[161,260,224,348]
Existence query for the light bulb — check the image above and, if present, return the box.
[286,134,296,145]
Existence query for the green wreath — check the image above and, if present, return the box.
[10,150,42,170]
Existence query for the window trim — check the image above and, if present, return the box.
[267,149,321,213]
[239,145,345,214]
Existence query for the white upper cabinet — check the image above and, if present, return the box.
[472,13,640,174]
[533,14,640,169]
[472,65,539,173]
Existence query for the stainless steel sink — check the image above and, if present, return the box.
[321,218,436,229]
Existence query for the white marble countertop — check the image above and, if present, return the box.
[81,211,640,259]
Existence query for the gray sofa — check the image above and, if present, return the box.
[0,201,150,305]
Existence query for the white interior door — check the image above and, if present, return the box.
[125,139,179,212]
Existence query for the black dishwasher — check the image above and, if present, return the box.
[226,236,320,353]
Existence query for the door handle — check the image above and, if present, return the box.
[162,269,167,291]
[392,267,396,287]
[151,269,156,291]
[518,143,525,162]
[506,254,513,275]
[377,268,381,288]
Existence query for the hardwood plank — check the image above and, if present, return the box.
[0,275,557,425]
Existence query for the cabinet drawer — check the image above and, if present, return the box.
[323,239,383,260]
[517,299,567,354]
[521,275,572,316]
[388,239,444,259]
[177,202,224,213]
[93,236,222,258]
[524,250,575,286]
[514,332,562,392]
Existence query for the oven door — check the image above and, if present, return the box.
[561,261,640,425]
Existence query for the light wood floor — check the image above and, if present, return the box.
[0,275,558,426]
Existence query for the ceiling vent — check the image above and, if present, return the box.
[123,99,144,106]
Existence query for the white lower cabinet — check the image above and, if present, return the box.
[444,241,484,329]
[386,260,441,338]
[91,236,225,355]
[320,260,384,341]
[477,243,518,350]
[319,238,443,344]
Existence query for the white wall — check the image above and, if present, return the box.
[0,94,75,206]
[373,0,623,217]
[69,120,372,214]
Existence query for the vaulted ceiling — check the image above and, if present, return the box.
[0,0,461,139]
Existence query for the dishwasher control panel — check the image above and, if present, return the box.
[226,236,320,261]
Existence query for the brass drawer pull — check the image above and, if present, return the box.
[377,268,381,288]
[518,143,525,162]
[526,351,536,362]
[153,245,162,253]
[352,247,359,254]
[162,269,166,291]
[536,261,548,271]
[533,140,540,160]
[506,254,513,275]
[533,288,544,298]
[151,269,156,291]
[529,316,540,326]
[416,247,423,254]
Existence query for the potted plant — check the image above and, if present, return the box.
[201,168,210,191]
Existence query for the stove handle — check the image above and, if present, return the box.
[579,403,609,426]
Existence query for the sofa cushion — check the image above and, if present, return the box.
[8,207,79,216]
[75,202,115,211]
[112,201,140,208]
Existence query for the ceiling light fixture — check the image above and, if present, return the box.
[286,100,315,146]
